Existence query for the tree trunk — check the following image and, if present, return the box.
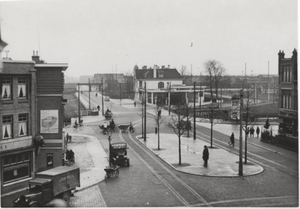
[158,124,160,150]
[179,134,181,165]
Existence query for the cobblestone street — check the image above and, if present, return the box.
[69,185,106,207]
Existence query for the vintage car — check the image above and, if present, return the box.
[109,142,130,167]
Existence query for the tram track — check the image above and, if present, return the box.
[119,131,211,206]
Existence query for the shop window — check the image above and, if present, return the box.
[2,77,11,100]
[18,114,28,136]
[18,77,27,99]
[2,115,13,139]
[47,153,53,167]
[3,152,31,183]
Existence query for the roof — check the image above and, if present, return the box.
[135,68,182,80]
[30,178,51,184]
[35,63,68,71]
[231,93,240,100]
[37,166,79,176]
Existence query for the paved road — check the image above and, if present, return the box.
[71,91,298,207]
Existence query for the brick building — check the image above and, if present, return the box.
[0,52,68,195]
[278,49,298,137]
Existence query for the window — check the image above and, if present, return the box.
[158,70,164,78]
[158,82,164,89]
[2,115,13,139]
[18,114,28,136]
[282,90,292,109]
[282,65,292,82]
[18,77,27,99]
[2,77,12,100]
[3,152,31,183]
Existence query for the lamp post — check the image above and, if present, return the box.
[108,131,112,166]
[193,82,196,140]
[239,89,244,176]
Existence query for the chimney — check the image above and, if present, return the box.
[32,50,45,64]
[161,65,165,69]
[32,50,40,63]
[153,65,157,78]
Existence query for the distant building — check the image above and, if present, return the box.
[277,49,298,137]
[134,65,203,106]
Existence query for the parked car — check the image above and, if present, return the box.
[105,96,110,101]
[13,166,80,207]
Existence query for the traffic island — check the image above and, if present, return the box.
[136,133,264,177]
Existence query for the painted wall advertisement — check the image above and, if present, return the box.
[41,110,59,133]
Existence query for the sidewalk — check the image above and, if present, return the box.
[137,133,263,177]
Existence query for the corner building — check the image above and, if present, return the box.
[0,54,68,195]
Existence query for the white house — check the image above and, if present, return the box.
[134,65,204,107]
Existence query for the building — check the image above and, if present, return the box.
[1,60,37,194]
[134,65,203,106]
[277,49,298,137]
[0,52,68,195]
[33,53,68,172]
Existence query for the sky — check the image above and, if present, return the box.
[0,0,298,78]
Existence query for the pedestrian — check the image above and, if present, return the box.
[134,101,136,107]
[245,127,250,138]
[250,126,255,137]
[202,145,209,167]
[69,149,75,163]
[229,133,235,147]
[256,126,260,137]
[97,105,100,111]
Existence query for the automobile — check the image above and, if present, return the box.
[13,166,80,207]
[105,96,110,101]
[110,142,130,167]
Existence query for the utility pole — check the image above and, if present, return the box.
[193,82,196,140]
[168,82,171,115]
[119,83,121,105]
[88,78,91,110]
[78,84,81,125]
[144,82,147,141]
[239,89,244,176]
[102,78,104,116]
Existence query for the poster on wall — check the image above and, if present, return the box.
[41,110,59,133]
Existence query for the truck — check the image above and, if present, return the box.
[13,166,80,207]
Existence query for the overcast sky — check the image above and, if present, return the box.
[0,0,298,78]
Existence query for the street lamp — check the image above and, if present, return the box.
[108,131,112,166]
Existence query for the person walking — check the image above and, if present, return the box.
[250,126,255,137]
[97,105,100,111]
[256,126,260,138]
[202,145,209,167]
[229,132,235,147]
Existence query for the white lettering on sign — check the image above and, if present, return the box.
[0,139,32,152]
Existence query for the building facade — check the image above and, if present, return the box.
[0,53,68,195]
[0,60,37,194]
[134,65,203,106]
[278,49,298,137]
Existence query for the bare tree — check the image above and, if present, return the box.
[204,60,226,102]
[166,104,193,165]
[151,106,165,150]
[241,88,255,164]
[180,65,189,84]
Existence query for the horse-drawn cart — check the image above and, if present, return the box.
[118,124,135,133]
[104,165,120,182]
